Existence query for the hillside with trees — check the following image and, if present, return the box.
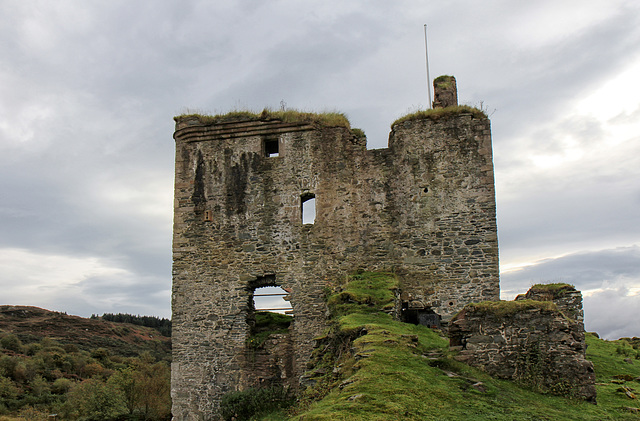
[0,306,171,420]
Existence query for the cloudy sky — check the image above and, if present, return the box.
[1,1,639,340]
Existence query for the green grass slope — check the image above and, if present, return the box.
[259,272,640,421]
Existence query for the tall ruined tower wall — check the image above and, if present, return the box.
[171,107,499,419]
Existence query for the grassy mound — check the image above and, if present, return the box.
[252,271,640,420]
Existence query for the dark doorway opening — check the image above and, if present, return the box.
[401,302,441,329]
[244,275,295,388]
[264,137,279,157]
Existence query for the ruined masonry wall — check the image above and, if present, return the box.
[449,286,596,401]
[171,111,499,419]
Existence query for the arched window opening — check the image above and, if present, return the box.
[253,286,293,315]
[244,277,295,388]
[301,193,316,225]
[246,276,294,336]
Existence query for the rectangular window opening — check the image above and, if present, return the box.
[264,138,279,157]
[301,194,316,225]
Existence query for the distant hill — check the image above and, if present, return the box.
[0,305,170,360]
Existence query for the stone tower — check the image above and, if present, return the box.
[171,80,499,419]
[432,75,458,108]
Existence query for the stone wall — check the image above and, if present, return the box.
[433,75,458,108]
[516,283,585,325]
[242,332,295,389]
[449,285,596,401]
[171,95,499,418]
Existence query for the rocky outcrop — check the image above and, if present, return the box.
[449,285,596,401]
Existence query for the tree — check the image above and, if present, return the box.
[0,335,23,353]
[0,375,19,400]
[64,378,127,420]
[108,358,171,420]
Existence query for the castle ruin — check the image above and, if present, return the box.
[171,77,500,419]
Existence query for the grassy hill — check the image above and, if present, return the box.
[0,306,170,360]
[233,272,640,421]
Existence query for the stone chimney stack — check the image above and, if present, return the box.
[433,75,458,108]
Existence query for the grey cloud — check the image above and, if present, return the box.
[501,246,640,338]
[1,1,639,330]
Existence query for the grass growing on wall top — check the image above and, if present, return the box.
[433,75,455,89]
[392,105,487,127]
[175,108,351,128]
[529,283,576,295]
[463,299,559,317]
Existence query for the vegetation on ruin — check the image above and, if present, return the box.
[244,271,640,421]
[246,312,293,350]
[528,283,576,296]
[221,386,295,421]
[462,299,559,317]
[392,105,487,127]
[349,127,366,141]
[175,108,351,129]
[433,75,455,89]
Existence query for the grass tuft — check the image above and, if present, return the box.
[464,299,558,317]
[175,108,351,128]
[391,105,486,128]
[528,283,576,296]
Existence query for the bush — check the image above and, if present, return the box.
[0,376,19,399]
[220,386,295,421]
[0,335,23,353]
[51,378,72,395]
[64,378,127,420]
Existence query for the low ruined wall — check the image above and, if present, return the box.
[449,285,596,401]
[242,332,295,390]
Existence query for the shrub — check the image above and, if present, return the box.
[64,379,127,420]
[0,357,16,379]
[220,386,295,421]
[51,378,72,395]
[0,335,23,354]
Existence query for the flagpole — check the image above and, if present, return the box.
[424,24,432,109]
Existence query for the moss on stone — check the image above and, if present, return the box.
[175,108,351,128]
[434,75,454,84]
[433,75,455,89]
[465,299,558,317]
[391,105,486,128]
[326,271,398,317]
